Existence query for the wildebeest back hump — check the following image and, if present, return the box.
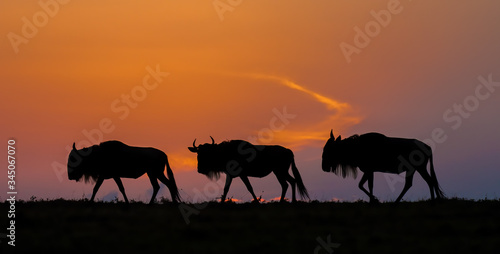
[359,133,405,157]
[223,140,255,164]
[358,134,430,171]
[357,133,398,170]
[98,141,165,178]
[252,145,293,169]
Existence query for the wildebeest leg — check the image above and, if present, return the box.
[90,177,104,202]
[273,170,295,202]
[367,172,378,203]
[395,171,415,203]
[113,177,129,204]
[358,173,373,201]
[240,175,259,203]
[285,174,297,202]
[158,173,177,203]
[274,173,289,202]
[148,175,160,204]
[221,175,233,202]
[417,167,435,200]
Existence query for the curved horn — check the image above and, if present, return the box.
[210,136,215,145]
[192,139,198,149]
[330,130,334,139]
[71,142,83,157]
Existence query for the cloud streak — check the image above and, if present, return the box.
[243,73,363,149]
[248,73,350,111]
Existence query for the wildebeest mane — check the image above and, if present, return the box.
[332,134,359,179]
[76,141,128,183]
[201,140,255,180]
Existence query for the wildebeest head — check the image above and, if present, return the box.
[188,137,224,180]
[322,130,342,173]
[322,130,358,178]
[67,143,98,183]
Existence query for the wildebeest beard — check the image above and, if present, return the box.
[205,170,222,181]
[68,145,100,183]
[330,135,360,179]
[197,140,252,181]
[199,149,229,181]
[82,170,99,183]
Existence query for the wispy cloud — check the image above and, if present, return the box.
[244,73,363,149]
[248,73,350,111]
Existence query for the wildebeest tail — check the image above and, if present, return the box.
[291,156,309,200]
[165,156,181,202]
[429,153,445,199]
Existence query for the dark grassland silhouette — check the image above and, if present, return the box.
[67,140,180,204]
[188,137,309,202]
[322,131,445,203]
[7,198,500,253]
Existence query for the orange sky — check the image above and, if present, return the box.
[1,0,499,202]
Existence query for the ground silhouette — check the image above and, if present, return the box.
[4,199,499,253]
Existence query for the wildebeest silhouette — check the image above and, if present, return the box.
[322,131,445,203]
[67,140,180,204]
[188,137,309,202]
